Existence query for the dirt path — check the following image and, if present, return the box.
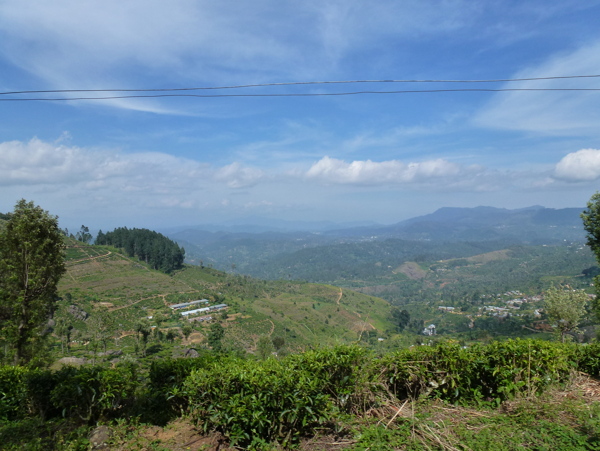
[267,319,275,336]
[110,295,155,312]
[66,250,112,265]
[336,288,342,305]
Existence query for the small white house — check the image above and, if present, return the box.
[422,324,436,336]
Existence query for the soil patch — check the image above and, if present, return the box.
[394,262,427,280]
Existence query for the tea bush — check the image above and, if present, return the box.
[149,353,219,392]
[24,368,63,420]
[285,345,370,412]
[50,365,138,423]
[144,354,220,423]
[576,341,600,377]
[2,338,599,448]
[0,366,29,420]
[380,339,576,405]
[184,357,333,447]
[380,342,477,402]
[478,339,574,401]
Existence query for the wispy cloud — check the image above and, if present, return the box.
[0,0,497,113]
[474,40,600,135]
[214,162,265,188]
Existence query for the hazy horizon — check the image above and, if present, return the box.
[2,1,600,230]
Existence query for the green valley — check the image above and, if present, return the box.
[3,203,600,450]
[56,240,395,360]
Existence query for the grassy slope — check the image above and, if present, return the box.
[58,242,394,351]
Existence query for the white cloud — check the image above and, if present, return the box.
[306,156,472,186]
[0,137,261,191]
[0,138,103,185]
[214,162,265,188]
[474,41,600,135]
[554,148,600,181]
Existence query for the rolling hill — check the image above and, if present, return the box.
[168,205,588,278]
[56,241,395,356]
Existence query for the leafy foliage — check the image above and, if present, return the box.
[380,339,574,406]
[1,340,600,448]
[49,365,137,424]
[544,286,588,342]
[184,357,332,447]
[0,200,66,365]
[75,225,92,244]
[207,322,224,351]
[0,366,28,421]
[581,192,600,320]
[582,192,600,259]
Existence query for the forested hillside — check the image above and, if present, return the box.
[96,227,185,273]
[172,206,590,291]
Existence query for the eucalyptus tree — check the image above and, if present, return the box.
[0,200,66,365]
[581,192,600,320]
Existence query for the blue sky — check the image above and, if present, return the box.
[1,0,600,230]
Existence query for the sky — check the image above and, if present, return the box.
[1,0,600,231]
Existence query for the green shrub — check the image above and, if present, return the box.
[50,365,137,423]
[24,368,63,420]
[148,354,218,392]
[0,366,28,420]
[576,342,600,377]
[285,345,370,412]
[478,339,574,401]
[184,357,332,447]
[380,342,476,402]
[144,354,219,424]
[380,339,576,405]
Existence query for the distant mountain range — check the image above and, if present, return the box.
[325,205,586,242]
[165,206,588,277]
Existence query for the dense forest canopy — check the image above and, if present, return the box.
[96,227,185,273]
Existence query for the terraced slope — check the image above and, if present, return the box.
[57,242,394,352]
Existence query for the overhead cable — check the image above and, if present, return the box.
[1,88,600,101]
[0,74,599,97]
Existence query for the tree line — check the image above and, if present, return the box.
[95,227,185,273]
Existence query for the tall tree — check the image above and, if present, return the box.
[544,286,588,343]
[391,307,411,332]
[207,322,224,352]
[581,192,600,319]
[0,200,66,365]
[256,335,274,360]
[135,319,152,357]
[54,318,73,355]
[75,225,92,244]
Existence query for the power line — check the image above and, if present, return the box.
[0,74,599,97]
[1,88,600,101]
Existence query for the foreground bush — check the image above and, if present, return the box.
[380,339,575,405]
[0,339,596,448]
[577,342,600,377]
[0,364,138,425]
[50,364,138,423]
[143,353,221,424]
[185,357,332,447]
[0,366,28,421]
